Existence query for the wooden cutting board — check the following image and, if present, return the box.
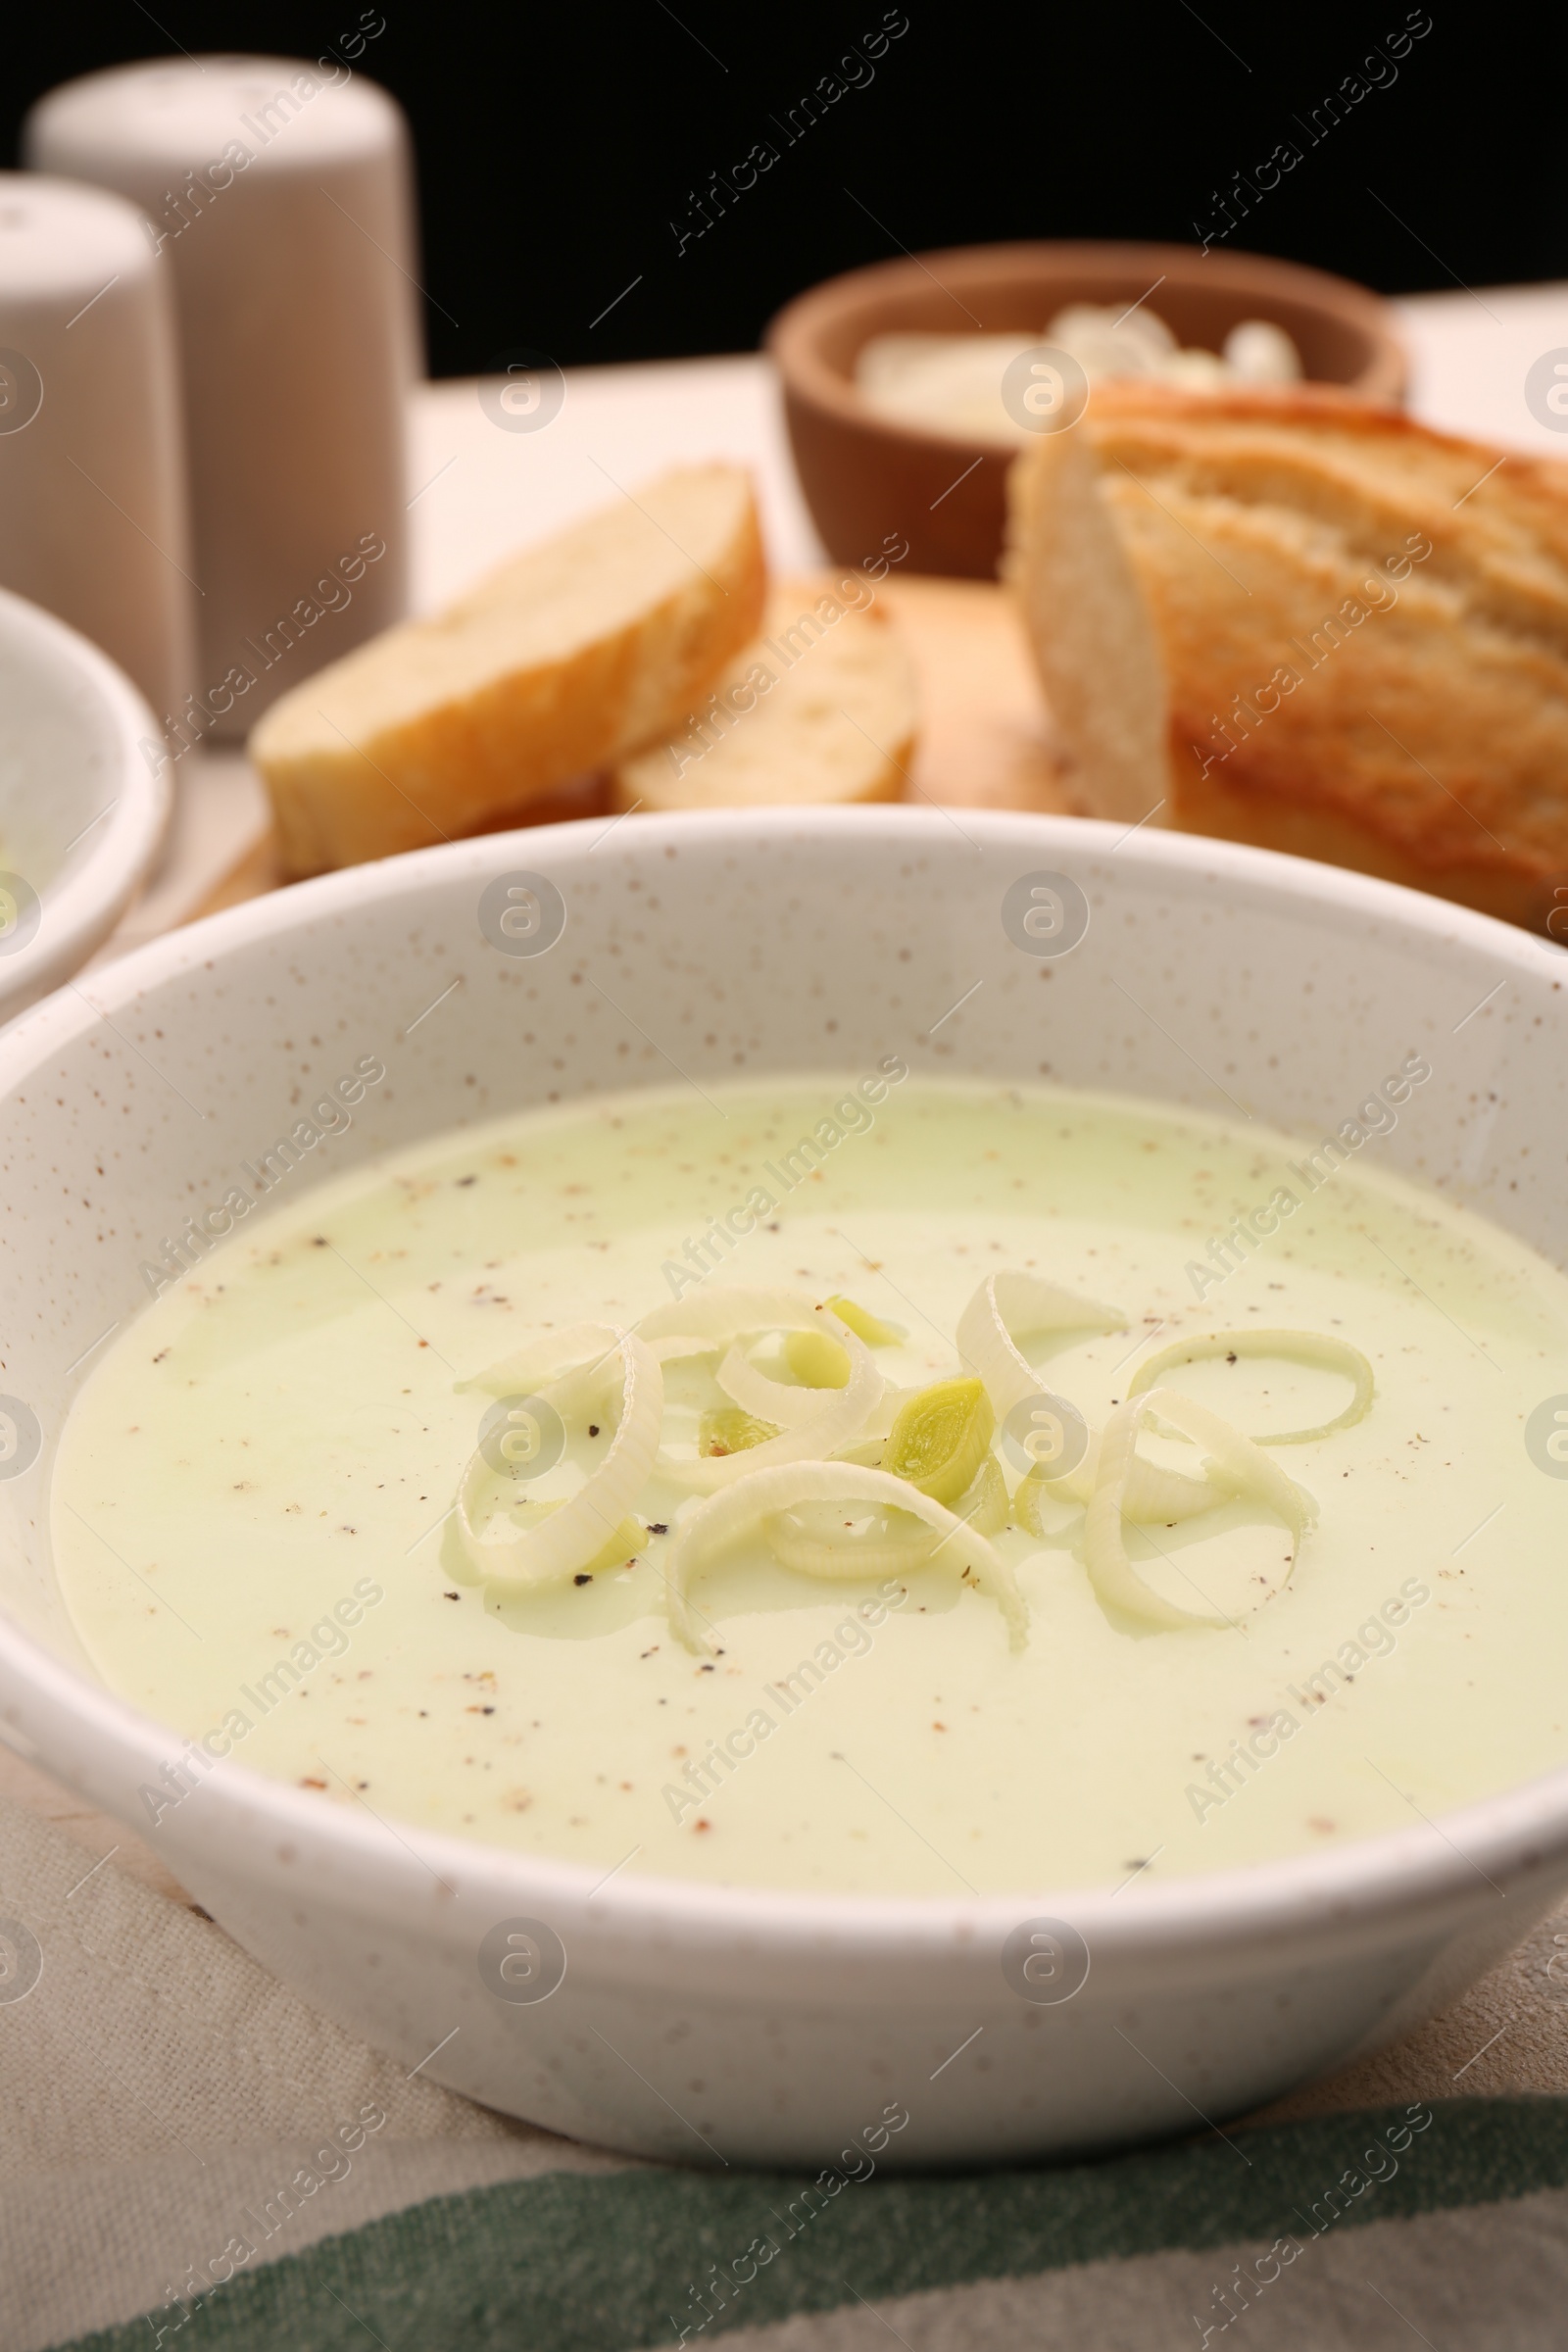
[189,576,1075,919]
[884,574,1074,812]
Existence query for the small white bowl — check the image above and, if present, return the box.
[0,585,171,1024]
[1,808,1564,2169]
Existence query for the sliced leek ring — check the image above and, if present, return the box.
[1127,1330,1374,1445]
[665,1462,1028,1654]
[456,1328,663,1591]
[717,1341,845,1430]
[956,1451,1008,1536]
[641,1290,883,1488]
[1084,1387,1313,1633]
[698,1405,780,1457]
[882,1376,995,1505]
[823,1295,903,1347]
[956,1269,1128,1419]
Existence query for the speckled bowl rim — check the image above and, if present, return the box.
[0,585,171,1019]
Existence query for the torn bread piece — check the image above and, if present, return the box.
[1004,418,1168,826]
[251,466,766,874]
[612,573,917,812]
[1007,384,1568,929]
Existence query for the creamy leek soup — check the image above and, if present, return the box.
[49,1075,1568,1897]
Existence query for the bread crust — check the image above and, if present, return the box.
[1008,384,1568,929]
[251,468,766,875]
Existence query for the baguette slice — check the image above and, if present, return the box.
[1006,385,1568,930]
[252,466,765,874]
[611,574,917,812]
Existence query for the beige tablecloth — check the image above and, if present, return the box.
[7,1740,1568,2351]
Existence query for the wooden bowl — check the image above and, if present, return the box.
[767,239,1407,579]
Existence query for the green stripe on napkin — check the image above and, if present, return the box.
[58,2095,1568,2352]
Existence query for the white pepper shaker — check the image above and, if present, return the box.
[26,55,418,742]
[0,173,195,725]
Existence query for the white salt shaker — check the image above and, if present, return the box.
[26,56,419,744]
[0,173,195,725]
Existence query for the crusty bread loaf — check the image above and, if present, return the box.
[1006,385,1568,930]
[251,466,766,875]
[611,573,917,812]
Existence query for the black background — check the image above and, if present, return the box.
[6,5,1559,377]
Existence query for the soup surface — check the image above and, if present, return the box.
[50,1076,1568,1895]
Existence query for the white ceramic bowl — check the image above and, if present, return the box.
[1,809,1564,2170]
[0,584,171,1025]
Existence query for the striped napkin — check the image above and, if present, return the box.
[6,1793,1568,2351]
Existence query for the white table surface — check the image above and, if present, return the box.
[100,281,1568,962]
